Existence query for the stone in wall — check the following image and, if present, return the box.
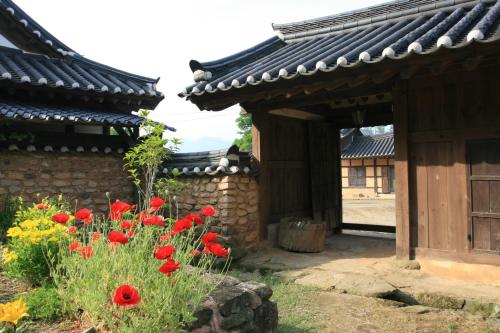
[0,151,135,212]
[173,174,259,254]
[190,274,277,333]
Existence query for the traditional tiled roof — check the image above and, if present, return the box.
[341,133,394,159]
[180,0,500,104]
[0,0,164,110]
[163,146,255,176]
[0,100,175,131]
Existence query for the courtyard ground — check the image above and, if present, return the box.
[235,234,500,333]
[343,199,396,227]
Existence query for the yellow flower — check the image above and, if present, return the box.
[6,227,23,238]
[19,219,39,230]
[0,299,29,325]
[2,249,17,264]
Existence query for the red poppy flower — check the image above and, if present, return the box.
[109,201,132,221]
[205,242,229,257]
[35,203,48,210]
[67,226,77,234]
[200,206,217,217]
[158,258,181,277]
[192,249,201,256]
[150,197,165,208]
[80,246,93,259]
[143,215,165,227]
[92,232,101,242]
[107,231,129,245]
[171,218,192,235]
[75,208,93,224]
[186,213,203,225]
[52,213,70,224]
[136,210,151,222]
[154,245,175,260]
[159,232,170,242]
[127,230,136,238]
[201,232,218,245]
[68,242,81,251]
[120,221,136,230]
[113,285,141,307]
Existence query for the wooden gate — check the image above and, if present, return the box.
[468,140,500,252]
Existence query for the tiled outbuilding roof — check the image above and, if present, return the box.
[0,100,175,131]
[163,146,255,177]
[341,133,394,159]
[181,0,500,102]
[0,0,164,110]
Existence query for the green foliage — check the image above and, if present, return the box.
[2,199,70,286]
[50,110,230,332]
[233,113,252,152]
[123,110,181,206]
[4,240,59,286]
[53,218,224,333]
[0,196,22,243]
[24,286,62,322]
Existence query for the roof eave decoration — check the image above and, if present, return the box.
[163,145,256,177]
[0,100,176,131]
[179,0,500,110]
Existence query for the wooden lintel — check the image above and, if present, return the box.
[268,108,324,121]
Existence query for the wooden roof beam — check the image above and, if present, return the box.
[268,108,325,121]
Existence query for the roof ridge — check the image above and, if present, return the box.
[0,0,160,85]
[272,0,484,39]
[0,0,76,54]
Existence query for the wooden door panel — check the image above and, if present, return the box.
[468,139,500,252]
[490,181,500,213]
[473,217,491,250]
[471,180,490,213]
[492,221,500,251]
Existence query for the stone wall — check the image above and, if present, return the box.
[174,175,259,252]
[0,150,135,212]
[191,275,278,333]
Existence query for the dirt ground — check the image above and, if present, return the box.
[343,199,396,226]
[238,234,500,333]
[309,291,499,333]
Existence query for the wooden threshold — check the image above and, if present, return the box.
[415,247,500,266]
[341,223,396,234]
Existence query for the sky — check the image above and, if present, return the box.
[15,0,383,152]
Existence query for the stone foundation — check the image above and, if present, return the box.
[174,175,259,251]
[191,275,278,333]
[0,150,135,212]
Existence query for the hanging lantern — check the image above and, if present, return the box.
[352,108,366,127]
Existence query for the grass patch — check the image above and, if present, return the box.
[229,270,322,333]
[23,285,63,322]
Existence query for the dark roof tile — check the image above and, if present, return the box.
[181,0,500,102]
[341,133,394,159]
[0,100,175,131]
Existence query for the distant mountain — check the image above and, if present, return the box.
[178,137,233,153]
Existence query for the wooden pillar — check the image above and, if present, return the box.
[393,80,412,259]
[252,111,270,240]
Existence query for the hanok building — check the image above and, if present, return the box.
[180,0,500,266]
[0,0,170,210]
[341,131,395,199]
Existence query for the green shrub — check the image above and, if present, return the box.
[2,199,73,286]
[0,196,22,243]
[24,286,62,322]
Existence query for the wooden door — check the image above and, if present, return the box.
[468,140,500,252]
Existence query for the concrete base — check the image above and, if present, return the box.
[419,258,500,286]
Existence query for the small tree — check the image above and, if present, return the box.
[233,113,252,152]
